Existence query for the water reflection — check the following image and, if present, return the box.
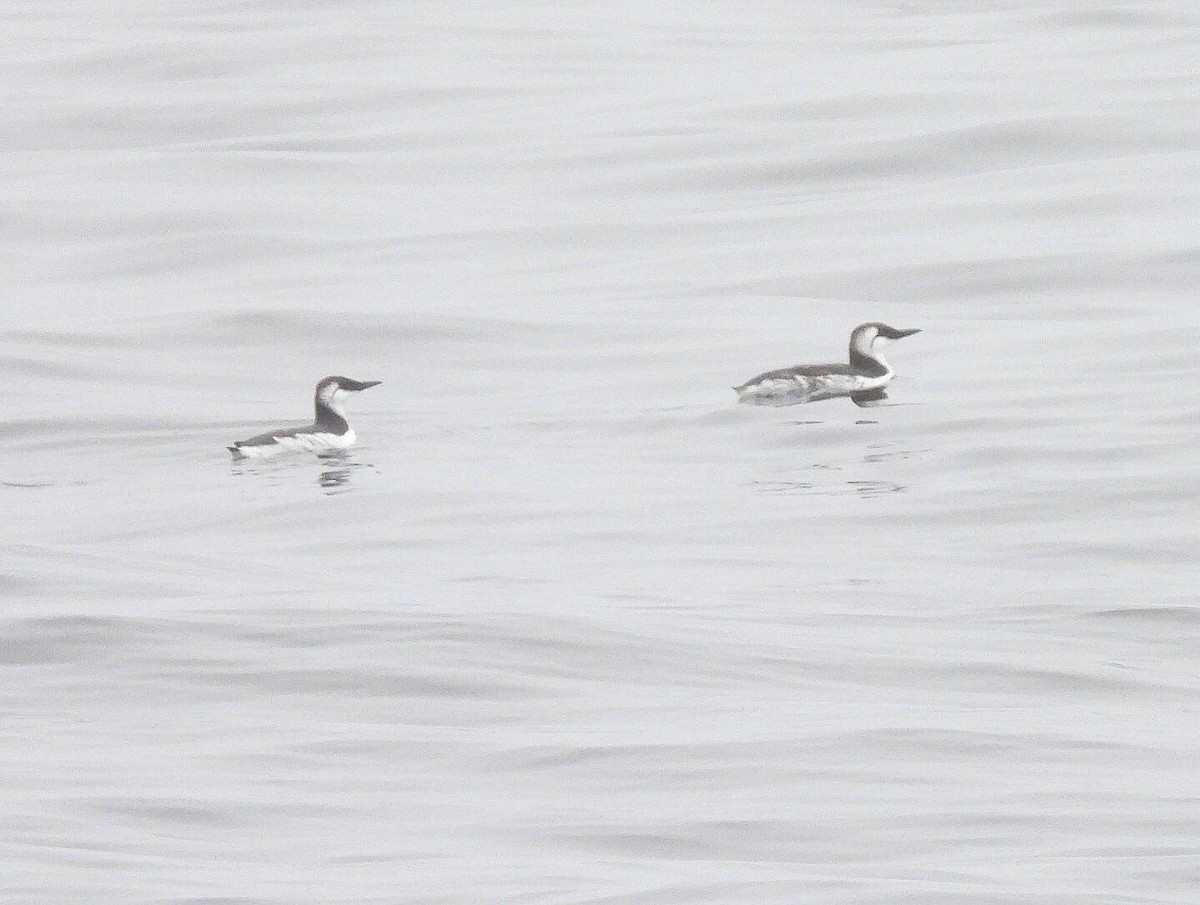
[863,444,929,464]
[748,441,925,498]
[781,386,920,419]
[751,478,905,497]
[318,459,355,493]
[316,452,378,494]
[229,451,374,495]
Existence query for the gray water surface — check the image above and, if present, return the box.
[2,3,1198,903]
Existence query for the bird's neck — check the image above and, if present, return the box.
[315,397,349,432]
[849,344,889,377]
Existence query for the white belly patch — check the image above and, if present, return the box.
[232,429,355,459]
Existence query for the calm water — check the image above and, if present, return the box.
[2,3,1198,903]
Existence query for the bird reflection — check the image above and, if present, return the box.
[230,449,373,495]
[790,387,918,427]
[318,465,353,490]
[316,451,374,494]
[851,387,888,406]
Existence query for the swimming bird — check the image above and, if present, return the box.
[735,322,920,407]
[229,375,381,458]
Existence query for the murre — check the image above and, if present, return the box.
[229,376,381,458]
[734,322,920,407]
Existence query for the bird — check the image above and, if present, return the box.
[228,375,381,458]
[735,322,920,407]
